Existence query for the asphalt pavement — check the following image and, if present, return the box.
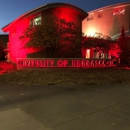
[0,84,130,130]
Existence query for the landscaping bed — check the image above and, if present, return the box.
[0,61,130,85]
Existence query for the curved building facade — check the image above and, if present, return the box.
[2,2,88,63]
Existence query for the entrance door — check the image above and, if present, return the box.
[86,49,90,58]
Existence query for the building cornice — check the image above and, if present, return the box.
[88,2,130,13]
[2,2,88,32]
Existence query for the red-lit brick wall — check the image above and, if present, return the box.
[8,6,83,63]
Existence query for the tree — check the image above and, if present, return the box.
[82,33,117,56]
[117,26,128,65]
[20,15,82,58]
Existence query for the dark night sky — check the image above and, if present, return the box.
[0,0,130,34]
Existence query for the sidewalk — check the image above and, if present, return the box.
[0,84,130,130]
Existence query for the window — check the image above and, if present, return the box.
[98,11,103,18]
[30,15,42,27]
[34,16,42,25]
[87,13,94,21]
[113,7,125,15]
[86,49,90,58]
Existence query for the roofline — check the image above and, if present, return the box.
[2,2,88,32]
[0,34,9,36]
[88,2,130,13]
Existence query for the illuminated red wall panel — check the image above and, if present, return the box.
[8,18,44,63]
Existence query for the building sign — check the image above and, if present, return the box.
[17,58,116,69]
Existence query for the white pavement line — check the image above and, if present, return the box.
[0,108,51,130]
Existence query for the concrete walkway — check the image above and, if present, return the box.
[0,84,130,130]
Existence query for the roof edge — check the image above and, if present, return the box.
[88,2,130,13]
[2,2,88,32]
